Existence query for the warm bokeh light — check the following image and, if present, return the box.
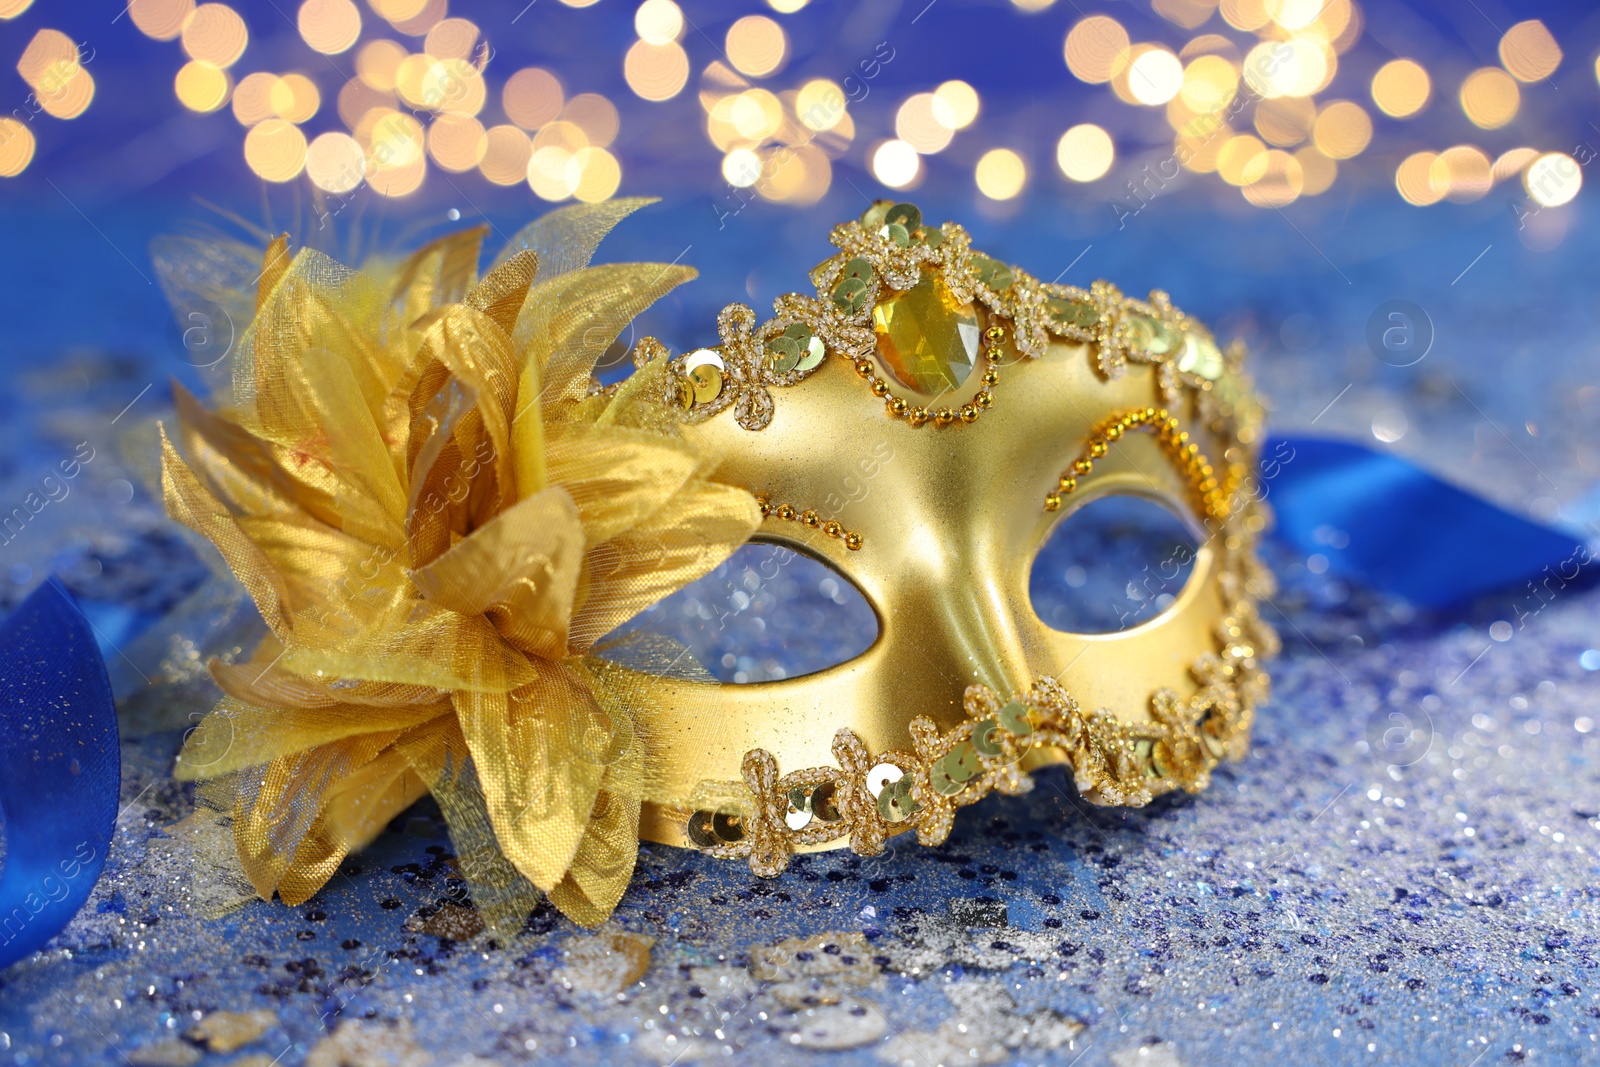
[479,124,532,185]
[1056,123,1114,182]
[1217,133,1268,185]
[360,108,424,170]
[975,147,1027,200]
[231,72,277,125]
[130,0,195,41]
[368,155,425,197]
[175,60,230,113]
[337,80,393,129]
[573,146,622,202]
[872,139,920,188]
[723,147,760,187]
[1294,145,1337,195]
[426,113,487,172]
[420,57,487,115]
[1372,58,1430,118]
[1242,148,1303,207]
[1491,147,1539,184]
[635,0,683,45]
[726,15,788,78]
[1499,20,1561,82]
[795,79,846,132]
[356,39,406,91]
[502,68,563,129]
[768,0,807,10]
[424,17,480,61]
[305,130,365,193]
[624,40,689,101]
[298,0,361,55]
[1242,37,1330,98]
[565,93,619,148]
[244,118,308,182]
[1253,96,1314,146]
[1180,54,1237,112]
[1460,67,1519,130]
[1434,145,1491,202]
[182,4,249,68]
[1064,16,1131,85]
[1311,99,1371,159]
[1154,0,1212,29]
[0,118,37,176]
[1220,0,1271,32]
[527,144,580,201]
[1265,0,1322,31]
[896,94,952,154]
[932,80,979,130]
[19,33,95,121]
[1129,48,1184,106]
[1525,152,1581,207]
[376,0,446,36]
[1395,150,1444,206]
[272,73,320,123]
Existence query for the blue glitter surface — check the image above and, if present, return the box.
[2,0,1600,1063]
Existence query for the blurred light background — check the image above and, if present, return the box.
[0,0,1598,543]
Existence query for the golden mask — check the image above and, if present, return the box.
[624,200,1280,874]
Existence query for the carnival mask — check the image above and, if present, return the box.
[628,200,1279,875]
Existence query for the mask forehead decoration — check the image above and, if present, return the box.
[626,201,1278,873]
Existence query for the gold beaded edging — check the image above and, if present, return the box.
[681,510,1279,876]
[757,495,864,551]
[1045,406,1249,523]
[655,201,1256,437]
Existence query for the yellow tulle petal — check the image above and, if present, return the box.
[409,486,585,661]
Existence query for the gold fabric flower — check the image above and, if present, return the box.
[163,201,760,927]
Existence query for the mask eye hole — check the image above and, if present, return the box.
[595,542,878,683]
[1029,493,1201,634]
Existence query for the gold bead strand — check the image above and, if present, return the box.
[1044,407,1233,522]
[757,496,864,550]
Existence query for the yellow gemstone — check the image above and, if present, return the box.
[871,272,981,396]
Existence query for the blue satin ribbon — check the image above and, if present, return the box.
[0,437,1593,970]
[0,579,119,970]
[1266,436,1594,608]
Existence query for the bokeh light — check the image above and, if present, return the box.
[244,118,308,182]
[1460,67,1519,130]
[1434,145,1491,203]
[975,148,1027,200]
[726,16,788,78]
[1372,58,1430,118]
[1525,152,1581,207]
[1491,147,1539,184]
[0,0,32,16]
[1498,20,1561,83]
[305,131,365,193]
[932,81,979,130]
[1311,100,1371,159]
[1253,96,1315,146]
[356,39,406,90]
[1064,16,1131,85]
[636,0,683,45]
[424,18,480,61]
[565,93,620,148]
[19,31,95,120]
[723,148,761,188]
[1395,151,1444,206]
[427,114,488,172]
[1056,124,1114,182]
[573,146,622,203]
[1217,133,1268,185]
[1294,145,1337,195]
[1129,48,1184,106]
[1180,54,1238,112]
[871,140,919,189]
[130,0,195,41]
[0,118,37,176]
[896,94,953,154]
[479,124,532,185]
[503,68,564,129]
[1241,148,1303,207]
[182,4,249,69]
[624,41,689,101]
[175,60,231,113]
[297,0,361,55]
[796,80,846,132]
